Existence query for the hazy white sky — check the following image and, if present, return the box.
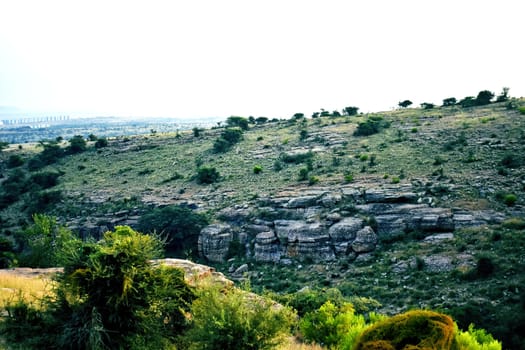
[0,0,523,119]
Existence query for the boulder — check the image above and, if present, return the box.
[254,231,282,262]
[286,195,319,209]
[198,224,233,263]
[351,226,378,253]
[328,217,364,242]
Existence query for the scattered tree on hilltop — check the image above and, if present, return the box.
[442,97,457,106]
[398,100,413,108]
[475,90,495,106]
[343,106,359,116]
[226,116,249,130]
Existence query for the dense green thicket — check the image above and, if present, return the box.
[137,205,209,257]
[1,226,196,349]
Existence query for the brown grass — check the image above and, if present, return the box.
[278,337,325,350]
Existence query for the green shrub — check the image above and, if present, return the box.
[6,154,25,168]
[30,171,62,189]
[17,214,82,268]
[476,255,495,277]
[94,137,108,148]
[253,165,263,174]
[298,167,309,181]
[501,217,525,229]
[137,205,209,257]
[500,153,523,168]
[391,176,400,184]
[518,106,525,115]
[279,151,314,164]
[344,173,354,183]
[2,226,195,349]
[184,285,295,350]
[354,310,455,350]
[213,128,244,153]
[196,166,220,184]
[67,135,87,154]
[308,176,319,185]
[226,116,249,130]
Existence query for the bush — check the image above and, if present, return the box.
[353,116,389,137]
[16,214,81,268]
[502,217,525,229]
[67,135,87,154]
[1,226,197,349]
[184,285,295,350]
[279,151,314,164]
[196,166,220,184]
[213,128,244,153]
[6,154,25,168]
[226,116,249,130]
[94,137,108,148]
[354,310,455,350]
[30,171,62,189]
[500,153,523,168]
[519,106,525,115]
[137,205,209,257]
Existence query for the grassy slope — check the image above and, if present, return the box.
[47,101,523,215]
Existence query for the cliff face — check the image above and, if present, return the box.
[198,183,506,264]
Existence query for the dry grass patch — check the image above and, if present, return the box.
[0,271,55,308]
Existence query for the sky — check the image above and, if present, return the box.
[0,0,523,119]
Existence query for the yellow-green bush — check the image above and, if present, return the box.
[354,310,455,350]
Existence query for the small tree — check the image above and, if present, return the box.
[398,100,413,108]
[138,205,209,257]
[255,116,268,124]
[442,97,457,106]
[496,87,510,102]
[226,116,249,130]
[475,90,494,106]
[421,102,435,109]
[192,127,203,137]
[343,106,359,116]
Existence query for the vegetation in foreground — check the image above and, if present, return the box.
[0,226,503,349]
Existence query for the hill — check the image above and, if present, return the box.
[1,98,525,348]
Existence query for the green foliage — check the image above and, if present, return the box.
[280,151,314,164]
[501,217,525,229]
[2,226,197,349]
[0,141,8,151]
[30,171,62,189]
[459,96,477,108]
[500,152,523,168]
[6,154,25,168]
[213,128,244,153]
[518,106,525,115]
[475,90,495,106]
[226,116,249,130]
[298,167,309,181]
[308,175,319,185]
[253,164,263,174]
[354,310,455,350]
[137,205,209,257]
[94,137,108,148]
[184,285,295,350]
[344,106,359,116]
[196,166,220,184]
[353,116,389,136]
[0,169,30,208]
[455,324,502,350]
[67,135,87,154]
[192,127,203,137]
[16,214,81,268]
[443,97,457,106]
[421,102,435,109]
[398,100,413,108]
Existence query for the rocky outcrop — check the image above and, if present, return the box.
[198,223,233,263]
[198,183,508,265]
